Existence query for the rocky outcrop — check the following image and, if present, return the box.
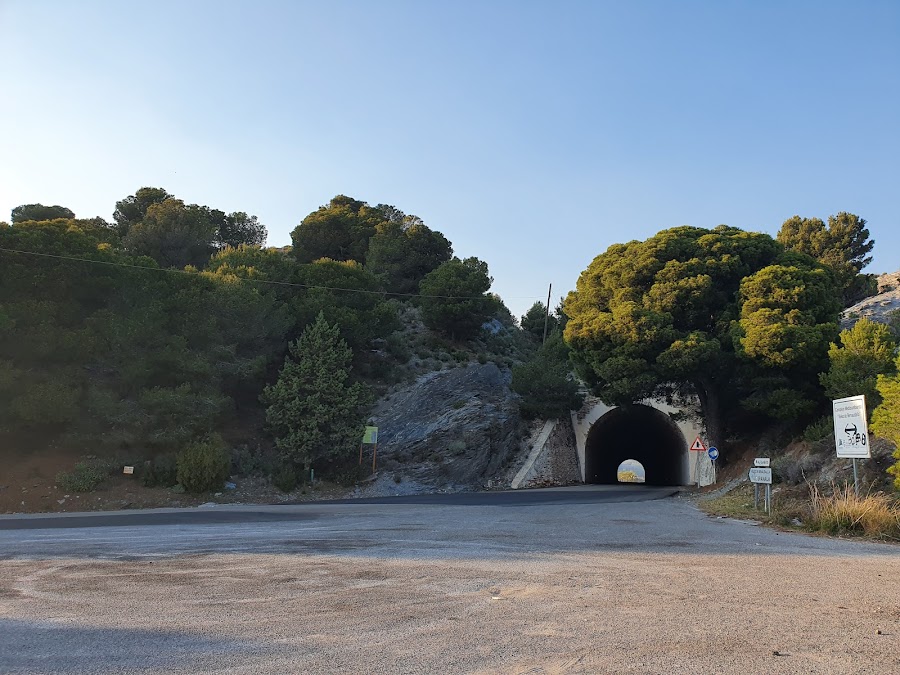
[841,271,900,329]
[367,363,523,492]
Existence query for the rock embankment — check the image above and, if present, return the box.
[841,271,900,329]
[361,363,522,495]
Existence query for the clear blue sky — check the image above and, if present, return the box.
[2,0,897,318]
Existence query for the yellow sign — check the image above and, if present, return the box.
[362,426,378,444]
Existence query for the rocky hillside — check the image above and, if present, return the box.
[356,363,524,496]
[841,271,900,329]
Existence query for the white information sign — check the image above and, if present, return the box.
[749,467,772,484]
[753,457,770,467]
[832,395,870,459]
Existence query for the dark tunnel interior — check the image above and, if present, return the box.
[584,404,689,486]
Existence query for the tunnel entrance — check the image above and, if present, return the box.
[585,404,689,486]
[616,459,645,483]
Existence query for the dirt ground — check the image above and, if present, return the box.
[0,446,349,515]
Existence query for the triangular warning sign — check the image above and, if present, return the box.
[690,436,707,452]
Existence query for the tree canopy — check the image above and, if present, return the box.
[564,225,841,451]
[777,212,876,304]
[11,204,75,223]
[418,257,494,340]
[820,318,897,415]
[290,195,385,264]
[366,214,452,294]
[0,189,465,476]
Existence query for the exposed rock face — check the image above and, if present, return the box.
[841,271,900,329]
[368,363,522,492]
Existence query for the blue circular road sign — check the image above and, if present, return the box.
[708,446,719,461]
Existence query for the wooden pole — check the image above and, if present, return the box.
[542,283,552,344]
[371,443,378,474]
[358,443,363,466]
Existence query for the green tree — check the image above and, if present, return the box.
[291,259,398,355]
[290,195,385,264]
[520,301,557,342]
[819,318,897,414]
[122,198,217,268]
[366,214,452,294]
[215,211,267,249]
[564,226,840,452]
[113,187,173,237]
[512,334,583,418]
[777,212,875,304]
[261,313,368,471]
[735,257,841,419]
[871,358,900,489]
[11,204,75,223]
[419,257,493,340]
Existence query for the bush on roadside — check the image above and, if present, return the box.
[55,460,108,492]
[141,453,179,488]
[176,435,230,493]
[802,416,833,444]
[272,464,299,492]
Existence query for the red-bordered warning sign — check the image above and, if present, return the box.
[689,436,707,452]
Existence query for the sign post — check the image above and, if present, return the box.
[750,459,772,514]
[832,395,869,496]
[690,436,707,488]
[361,426,379,473]
[707,447,719,483]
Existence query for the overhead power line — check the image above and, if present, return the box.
[0,246,549,303]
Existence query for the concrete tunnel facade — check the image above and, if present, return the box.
[571,397,713,487]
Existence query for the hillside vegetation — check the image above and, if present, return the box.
[0,191,537,500]
[3,194,899,507]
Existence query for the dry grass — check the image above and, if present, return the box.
[699,483,775,521]
[807,483,900,540]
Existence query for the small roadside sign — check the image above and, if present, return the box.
[689,436,707,452]
[754,457,770,467]
[749,467,772,484]
[362,426,378,444]
[707,447,719,461]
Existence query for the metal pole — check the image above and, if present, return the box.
[696,451,700,489]
[542,283,552,344]
[766,484,771,515]
[754,484,759,510]
[852,458,859,497]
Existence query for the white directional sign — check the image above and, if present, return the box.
[832,395,870,459]
[749,467,772,484]
[753,457,770,467]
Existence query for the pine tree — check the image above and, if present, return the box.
[261,313,368,471]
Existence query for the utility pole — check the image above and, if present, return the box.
[542,283,552,344]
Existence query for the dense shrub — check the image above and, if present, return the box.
[802,416,834,444]
[176,436,230,493]
[141,454,179,488]
[272,464,299,492]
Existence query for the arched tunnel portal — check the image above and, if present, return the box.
[584,404,690,486]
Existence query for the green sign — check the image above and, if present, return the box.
[362,426,378,444]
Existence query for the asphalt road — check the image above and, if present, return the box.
[1,486,898,674]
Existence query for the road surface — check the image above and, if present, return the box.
[1,486,897,674]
